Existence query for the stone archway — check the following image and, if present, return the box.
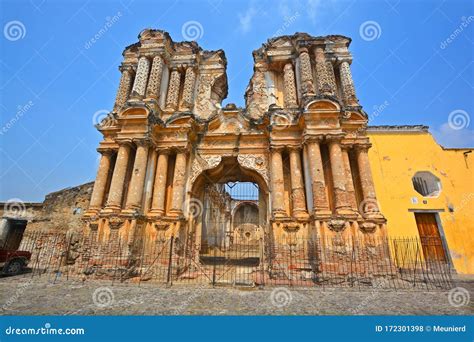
[188,156,269,256]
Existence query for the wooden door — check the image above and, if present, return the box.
[414,213,447,262]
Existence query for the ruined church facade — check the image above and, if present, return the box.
[83,30,386,259]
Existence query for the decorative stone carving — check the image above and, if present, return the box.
[315,47,332,95]
[165,68,181,110]
[283,63,297,107]
[325,60,337,95]
[114,66,133,111]
[360,221,377,233]
[190,155,222,185]
[181,66,196,111]
[298,49,314,96]
[282,222,301,232]
[153,221,170,231]
[328,219,346,232]
[339,60,358,106]
[145,55,164,100]
[237,154,269,186]
[131,56,150,99]
[108,216,124,230]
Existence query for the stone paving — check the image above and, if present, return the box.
[0,275,472,316]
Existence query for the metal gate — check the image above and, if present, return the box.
[197,181,264,286]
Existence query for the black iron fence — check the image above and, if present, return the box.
[2,231,452,289]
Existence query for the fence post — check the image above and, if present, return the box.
[167,236,174,286]
[212,243,217,287]
[413,242,419,287]
[259,237,265,288]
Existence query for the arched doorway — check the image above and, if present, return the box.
[189,156,268,265]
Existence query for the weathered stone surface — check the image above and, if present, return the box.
[1,277,472,315]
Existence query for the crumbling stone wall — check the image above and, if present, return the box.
[0,182,94,234]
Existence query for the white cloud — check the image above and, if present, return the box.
[238,6,258,33]
[306,0,323,24]
[432,123,474,148]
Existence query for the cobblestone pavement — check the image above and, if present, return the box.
[0,275,472,315]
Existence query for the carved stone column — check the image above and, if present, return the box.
[298,48,315,97]
[327,137,351,214]
[150,150,169,216]
[305,137,330,216]
[355,144,382,217]
[145,55,164,100]
[270,147,286,218]
[165,67,181,111]
[341,145,358,212]
[283,63,298,107]
[289,147,308,219]
[105,141,132,211]
[143,147,158,213]
[181,66,196,111]
[130,56,151,99]
[314,47,333,96]
[169,149,188,216]
[125,140,150,211]
[113,65,133,111]
[89,149,114,211]
[339,60,358,106]
[326,60,337,95]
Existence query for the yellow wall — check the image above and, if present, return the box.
[367,128,474,274]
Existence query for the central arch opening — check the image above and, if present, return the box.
[189,157,268,262]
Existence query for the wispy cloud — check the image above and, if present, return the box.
[238,6,258,33]
[277,0,336,28]
[306,0,323,24]
[432,123,474,148]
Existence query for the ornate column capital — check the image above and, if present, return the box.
[303,135,324,145]
[133,138,152,148]
[298,47,309,54]
[116,139,133,148]
[340,143,354,151]
[284,62,294,71]
[269,145,285,153]
[119,63,134,73]
[325,133,345,143]
[287,145,302,153]
[173,145,190,154]
[97,147,115,156]
[156,147,172,155]
[353,143,372,152]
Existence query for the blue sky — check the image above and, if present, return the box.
[0,0,473,202]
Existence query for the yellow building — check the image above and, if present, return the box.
[368,125,474,274]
